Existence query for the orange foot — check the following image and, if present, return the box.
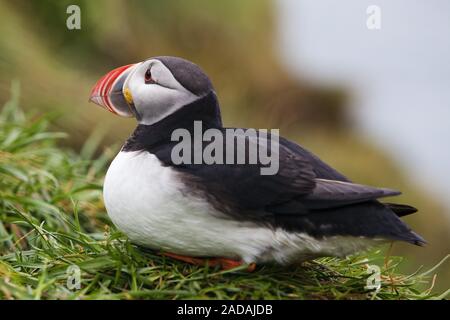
[161,252,256,272]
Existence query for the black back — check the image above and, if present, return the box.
[121,86,424,245]
[155,56,214,96]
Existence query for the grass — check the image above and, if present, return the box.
[0,88,448,300]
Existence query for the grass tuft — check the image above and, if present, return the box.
[0,88,448,300]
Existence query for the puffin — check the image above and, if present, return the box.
[89,56,425,270]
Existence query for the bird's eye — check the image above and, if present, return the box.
[144,68,155,84]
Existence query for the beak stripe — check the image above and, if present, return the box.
[101,69,122,114]
[89,64,135,115]
[102,69,121,113]
[91,72,115,113]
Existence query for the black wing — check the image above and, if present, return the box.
[150,129,424,244]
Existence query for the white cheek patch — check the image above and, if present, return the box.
[126,60,200,125]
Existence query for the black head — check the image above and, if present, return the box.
[154,56,214,97]
[89,56,217,125]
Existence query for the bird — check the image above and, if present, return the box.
[89,56,425,270]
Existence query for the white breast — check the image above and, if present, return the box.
[103,151,379,264]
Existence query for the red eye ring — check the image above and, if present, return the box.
[144,68,155,84]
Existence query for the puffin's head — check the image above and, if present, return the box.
[89,56,214,125]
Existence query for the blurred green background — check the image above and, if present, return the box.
[0,0,448,289]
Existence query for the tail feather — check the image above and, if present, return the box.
[385,203,418,217]
[284,201,427,246]
[405,231,427,246]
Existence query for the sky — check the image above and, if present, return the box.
[276,0,450,215]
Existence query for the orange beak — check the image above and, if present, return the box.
[89,64,136,117]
